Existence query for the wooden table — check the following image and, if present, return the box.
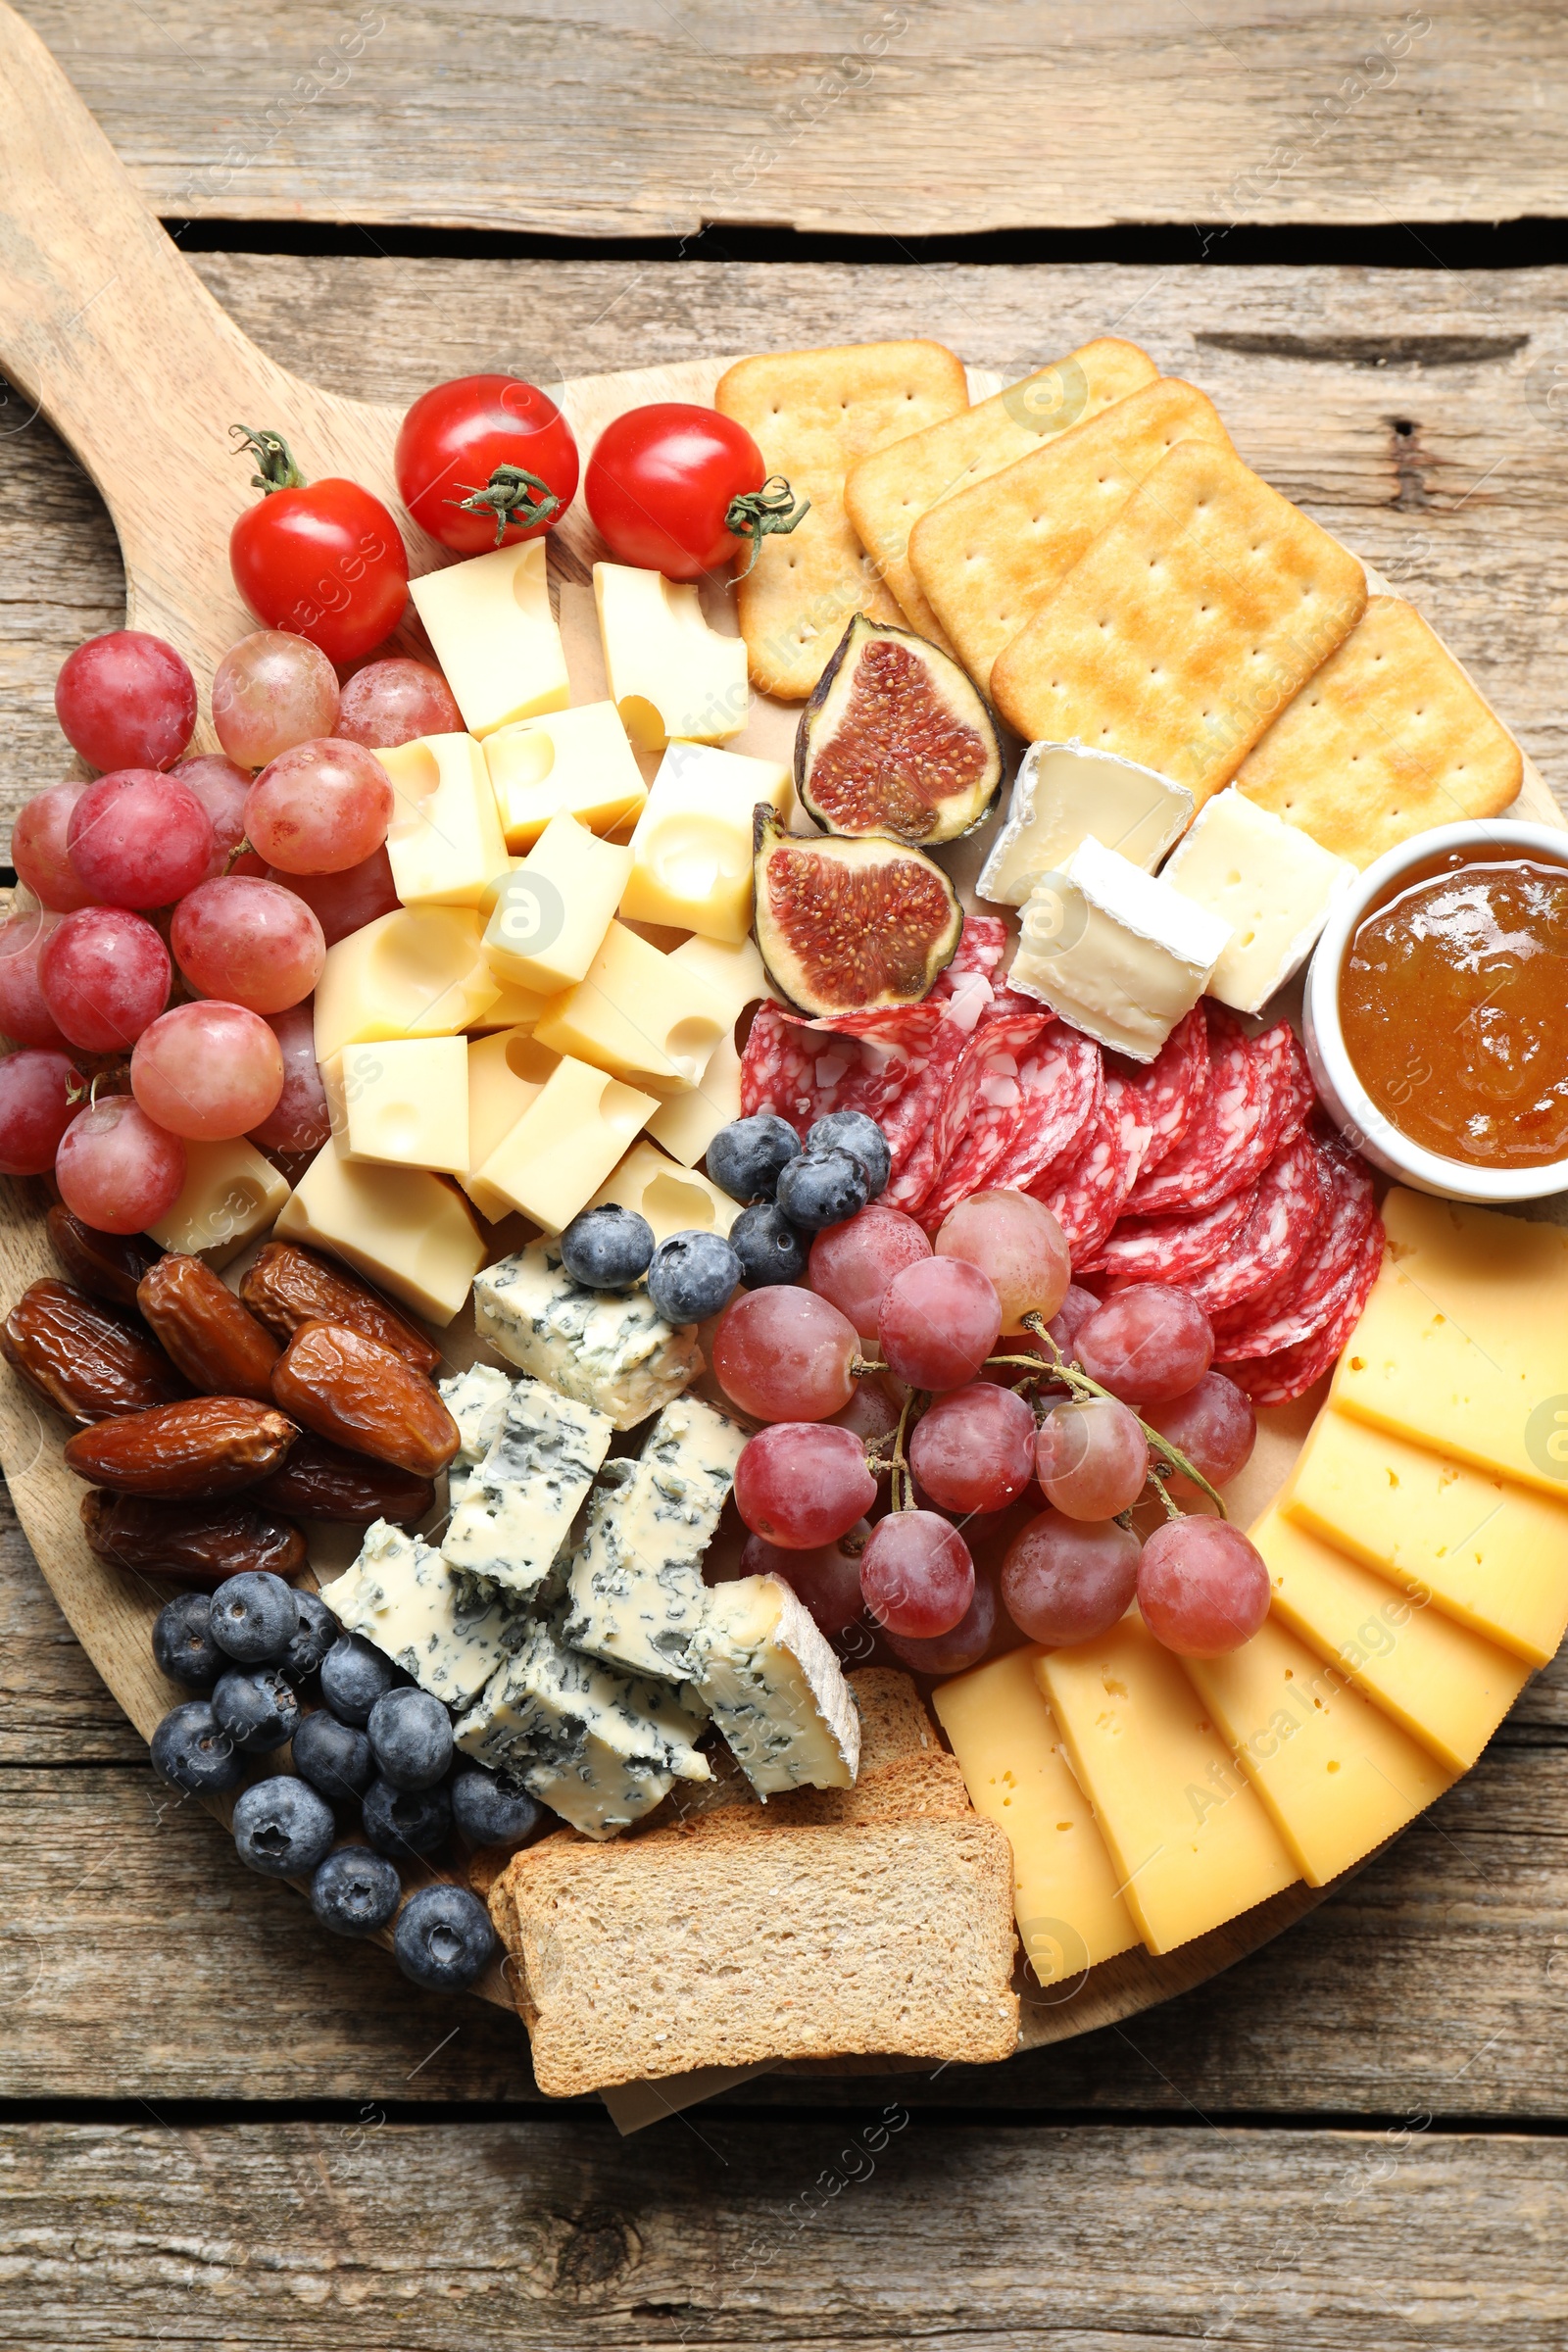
[6,8,1568,2341]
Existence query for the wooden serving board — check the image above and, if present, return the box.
[0,0,1560,2090]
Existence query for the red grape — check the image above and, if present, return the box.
[808,1203,931,1342]
[0,1049,84,1175]
[248,1002,330,1154]
[1001,1510,1141,1646]
[1075,1284,1213,1405]
[1035,1397,1150,1519]
[1137,1516,1270,1657]
[860,1509,974,1638]
[711,1287,858,1421]
[268,847,400,949]
[337,659,462,749]
[1144,1373,1256,1494]
[12,783,101,912]
[171,877,325,1014]
[884,1574,999,1675]
[55,1095,186,1233]
[172,756,254,879]
[67,770,215,909]
[827,1377,901,1484]
[740,1522,870,1640]
[878,1256,1002,1391]
[907,1382,1036,1516]
[130,1002,284,1141]
[38,906,171,1053]
[0,910,70,1050]
[245,740,394,875]
[54,631,195,772]
[212,631,341,768]
[934,1188,1071,1331]
[734,1423,876,1548]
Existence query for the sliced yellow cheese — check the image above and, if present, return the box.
[646,1029,743,1168]
[314,907,500,1063]
[1036,1614,1299,1956]
[482,812,632,994]
[933,1645,1140,1984]
[1182,1616,1454,1887]
[593,561,749,750]
[585,1140,741,1246]
[1283,1407,1568,1668]
[321,1037,469,1176]
[619,743,792,943]
[463,1029,561,1223]
[1332,1188,1568,1501]
[409,540,569,738]
[1251,1506,1530,1774]
[275,1136,484,1325]
[376,731,509,910]
[483,700,648,850]
[468,1053,658,1234]
[532,921,731,1096]
[145,1139,290,1270]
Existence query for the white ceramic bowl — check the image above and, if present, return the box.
[1302,817,1568,1204]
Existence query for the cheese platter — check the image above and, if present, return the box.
[4,0,1568,2116]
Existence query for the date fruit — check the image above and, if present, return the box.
[138,1254,281,1401]
[46,1204,162,1307]
[2,1279,187,1426]
[240,1241,439,1374]
[271,1320,459,1477]
[63,1396,298,1498]
[81,1489,307,1585]
[253,1432,435,1525]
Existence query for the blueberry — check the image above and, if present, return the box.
[559,1202,656,1290]
[775,1146,870,1232]
[209,1570,299,1665]
[646,1229,743,1324]
[319,1632,393,1727]
[232,1776,336,1879]
[368,1687,454,1791]
[282,1591,337,1686]
[212,1665,300,1754]
[292,1708,375,1803]
[149,1699,243,1795]
[311,1844,402,1938]
[729,1200,810,1289]
[707,1113,802,1204]
[363,1776,453,1859]
[807,1110,891,1199]
[450,1763,546,1851]
[393,1882,497,1992]
[152,1592,221,1691]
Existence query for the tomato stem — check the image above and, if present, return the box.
[452,464,561,545]
[230,426,307,495]
[724,475,810,575]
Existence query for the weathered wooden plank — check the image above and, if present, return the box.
[0,1494,142,1763]
[5,256,1567,850]
[10,2,1567,237]
[5,2118,1566,2349]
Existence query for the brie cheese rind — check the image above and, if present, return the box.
[441,1376,614,1597]
[319,1520,530,1714]
[1159,787,1358,1015]
[691,1574,860,1797]
[979,738,1195,907]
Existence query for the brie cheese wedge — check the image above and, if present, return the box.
[979,739,1194,907]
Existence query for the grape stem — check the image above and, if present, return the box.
[864,1389,920,1513]
[452,464,561,544]
[1013,1311,1230,1521]
[723,476,810,575]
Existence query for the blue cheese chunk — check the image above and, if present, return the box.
[472,1242,701,1431]
[441,1376,613,1597]
[319,1518,529,1713]
[439,1362,515,1466]
[564,1396,748,1678]
[692,1573,860,1796]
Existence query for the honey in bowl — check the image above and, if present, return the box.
[1339,848,1568,1170]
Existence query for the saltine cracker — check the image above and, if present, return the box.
[1234,594,1524,866]
[908,376,1235,689]
[989,438,1368,810]
[714,339,968,700]
[844,336,1158,653]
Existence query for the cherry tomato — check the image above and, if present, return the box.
[395,375,579,555]
[585,403,808,580]
[228,429,409,666]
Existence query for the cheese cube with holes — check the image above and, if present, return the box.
[375,731,509,909]
[467,974,551,1032]
[314,906,500,1062]
[321,1036,469,1174]
[483,700,648,851]
[1159,789,1356,1015]
[619,742,793,942]
[593,561,749,749]
[481,812,633,996]
[664,931,772,1024]
[585,1141,741,1245]
[646,1030,745,1167]
[532,921,732,1095]
[978,740,1194,907]
[1008,834,1231,1061]
[145,1139,291,1269]
[409,540,569,737]
[467,1053,658,1233]
[275,1134,485,1324]
[463,1028,561,1223]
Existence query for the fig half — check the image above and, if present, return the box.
[794,613,1004,846]
[752,808,962,1017]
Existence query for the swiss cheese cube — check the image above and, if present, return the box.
[663,931,772,1026]
[408,540,569,738]
[532,921,731,1096]
[483,701,648,850]
[1008,835,1232,1062]
[466,974,551,1033]
[593,562,748,749]
[585,1140,741,1245]
[1159,788,1356,1015]
[979,740,1194,907]
[646,1029,743,1167]
[275,1134,485,1324]
[322,1037,470,1175]
[463,1028,561,1223]
[481,812,632,994]
[145,1138,290,1269]
[314,906,500,1062]
[467,1053,658,1233]
[619,742,792,943]
[376,731,509,910]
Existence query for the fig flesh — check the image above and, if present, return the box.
[795,613,1003,846]
[752,808,962,1017]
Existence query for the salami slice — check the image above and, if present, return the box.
[1276,1027,1317,1148]
[1212,1141,1378,1362]
[919,1011,1054,1229]
[1185,1129,1326,1319]
[1033,1091,1144,1268]
[1083,1181,1259,1288]
[740,1004,821,1129]
[1221,1221,1385,1406]
[1122,1004,1258,1217]
[990,1028,1104,1196]
[944,914,1010,988]
[1102,1008,1210,1187]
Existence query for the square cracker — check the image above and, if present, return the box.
[844,337,1157,654]
[1233,594,1524,866]
[908,376,1234,690]
[715,340,968,700]
[989,438,1368,809]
